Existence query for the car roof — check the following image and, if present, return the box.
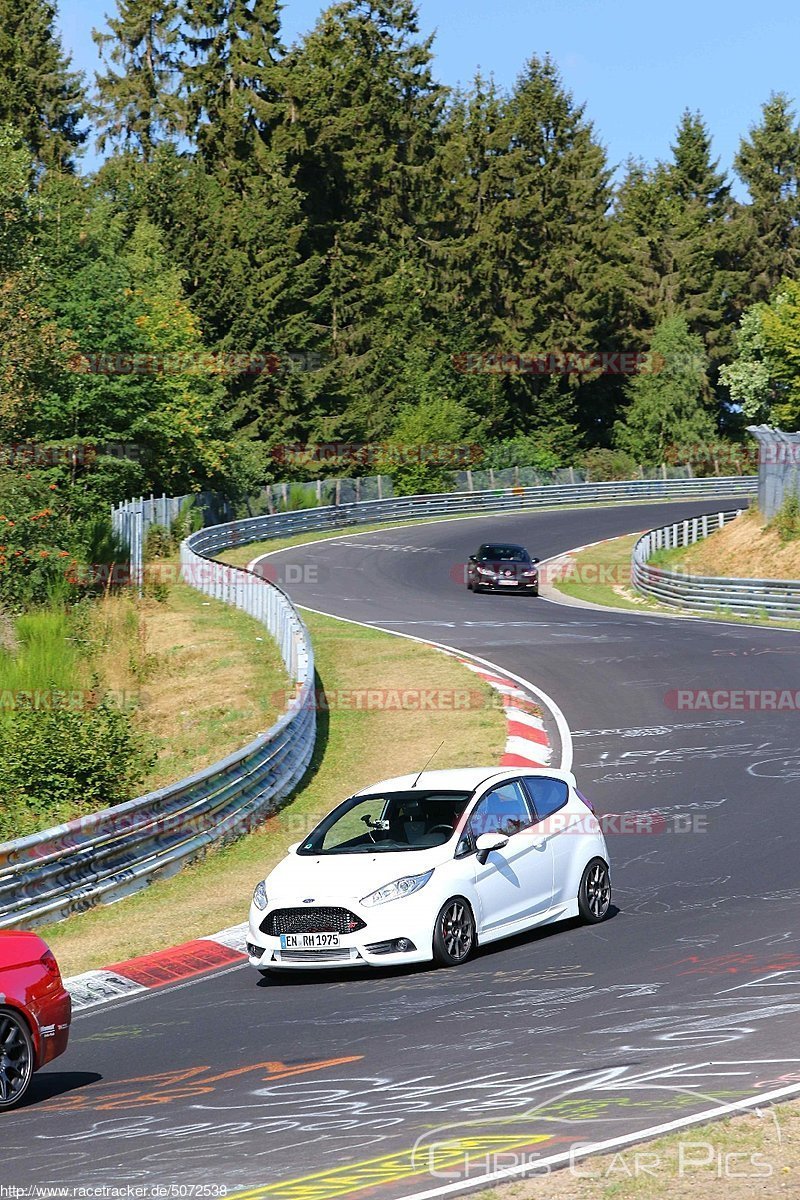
[355,766,576,794]
[478,542,526,551]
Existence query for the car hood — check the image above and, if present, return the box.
[265,845,450,903]
[481,561,531,571]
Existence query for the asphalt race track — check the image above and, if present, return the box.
[5,498,800,1200]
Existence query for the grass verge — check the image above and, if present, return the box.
[649,506,800,581]
[547,533,661,612]
[41,609,505,976]
[127,575,288,789]
[548,533,800,630]
[476,1098,800,1199]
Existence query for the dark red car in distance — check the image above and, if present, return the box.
[0,930,71,1110]
[466,542,541,594]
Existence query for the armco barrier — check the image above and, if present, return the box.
[0,548,315,928]
[632,510,800,619]
[0,474,757,928]
[186,476,757,559]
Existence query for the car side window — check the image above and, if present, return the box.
[521,776,569,822]
[468,780,535,840]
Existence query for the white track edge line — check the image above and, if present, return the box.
[401,1079,800,1200]
[253,590,573,772]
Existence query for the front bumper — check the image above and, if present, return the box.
[477,576,538,591]
[247,900,435,971]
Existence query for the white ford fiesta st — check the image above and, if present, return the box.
[247,767,611,974]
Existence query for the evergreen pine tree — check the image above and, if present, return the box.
[181,0,284,180]
[275,0,446,438]
[735,93,800,299]
[614,314,715,463]
[468,55,615,445]
[0,0,86,169]
[93,0,183,158]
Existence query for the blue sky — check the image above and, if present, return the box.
[59,0,799,192]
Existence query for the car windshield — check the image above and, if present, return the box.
[298,790,473,855]
[479,545,529,562]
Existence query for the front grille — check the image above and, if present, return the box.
[278,948,354,963]
[262,907,366,936]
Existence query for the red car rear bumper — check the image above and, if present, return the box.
[33,987,71,1067]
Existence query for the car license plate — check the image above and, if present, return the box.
[280,933,341,949]
[498,578,517,585]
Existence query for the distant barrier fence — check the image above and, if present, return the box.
[113,470,757,582]
[0,473,757,928]
[187,476,757,559]
[747,425,800,519]
[632,510,800,619]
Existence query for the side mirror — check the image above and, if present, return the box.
[530,557,540,564]
[468,555,477,562]
[475,831,509,864]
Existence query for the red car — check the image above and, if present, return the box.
[0,931,71,1110]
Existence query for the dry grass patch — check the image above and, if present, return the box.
[668,508,800,581]
[42,609,505,976]
[475,1099,800,1199]
[86,579,288,790]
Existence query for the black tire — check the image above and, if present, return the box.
[0,1006,34,1111]
[578,858,611,924]
[432,897,476,966]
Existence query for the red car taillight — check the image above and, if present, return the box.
[40,949,62,983]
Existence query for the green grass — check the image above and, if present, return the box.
[552,534,662,612]
[0,606,87,700]
[550,534,800,629]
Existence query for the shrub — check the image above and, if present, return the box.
[278,483,325,511]
[0,695,157,840]
[769,487,800,544]
[144,522,173,560]
[170,497,203,543]
[582,448,639,482]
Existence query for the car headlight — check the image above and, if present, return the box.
[521,569,537,577]
[252,881,268,910]
[361,869,433,908]
[476,566,495,577]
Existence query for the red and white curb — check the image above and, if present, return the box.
[66,924,249,1011]
[65,659,555,1012]
[456,659,551,768]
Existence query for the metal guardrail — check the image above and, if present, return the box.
[0,473,758,928]
[632,510,800,619]
[0,542,315,928]
[187,476,758,557]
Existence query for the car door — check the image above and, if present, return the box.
[520,775,573,905]
[465,779,555,935]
